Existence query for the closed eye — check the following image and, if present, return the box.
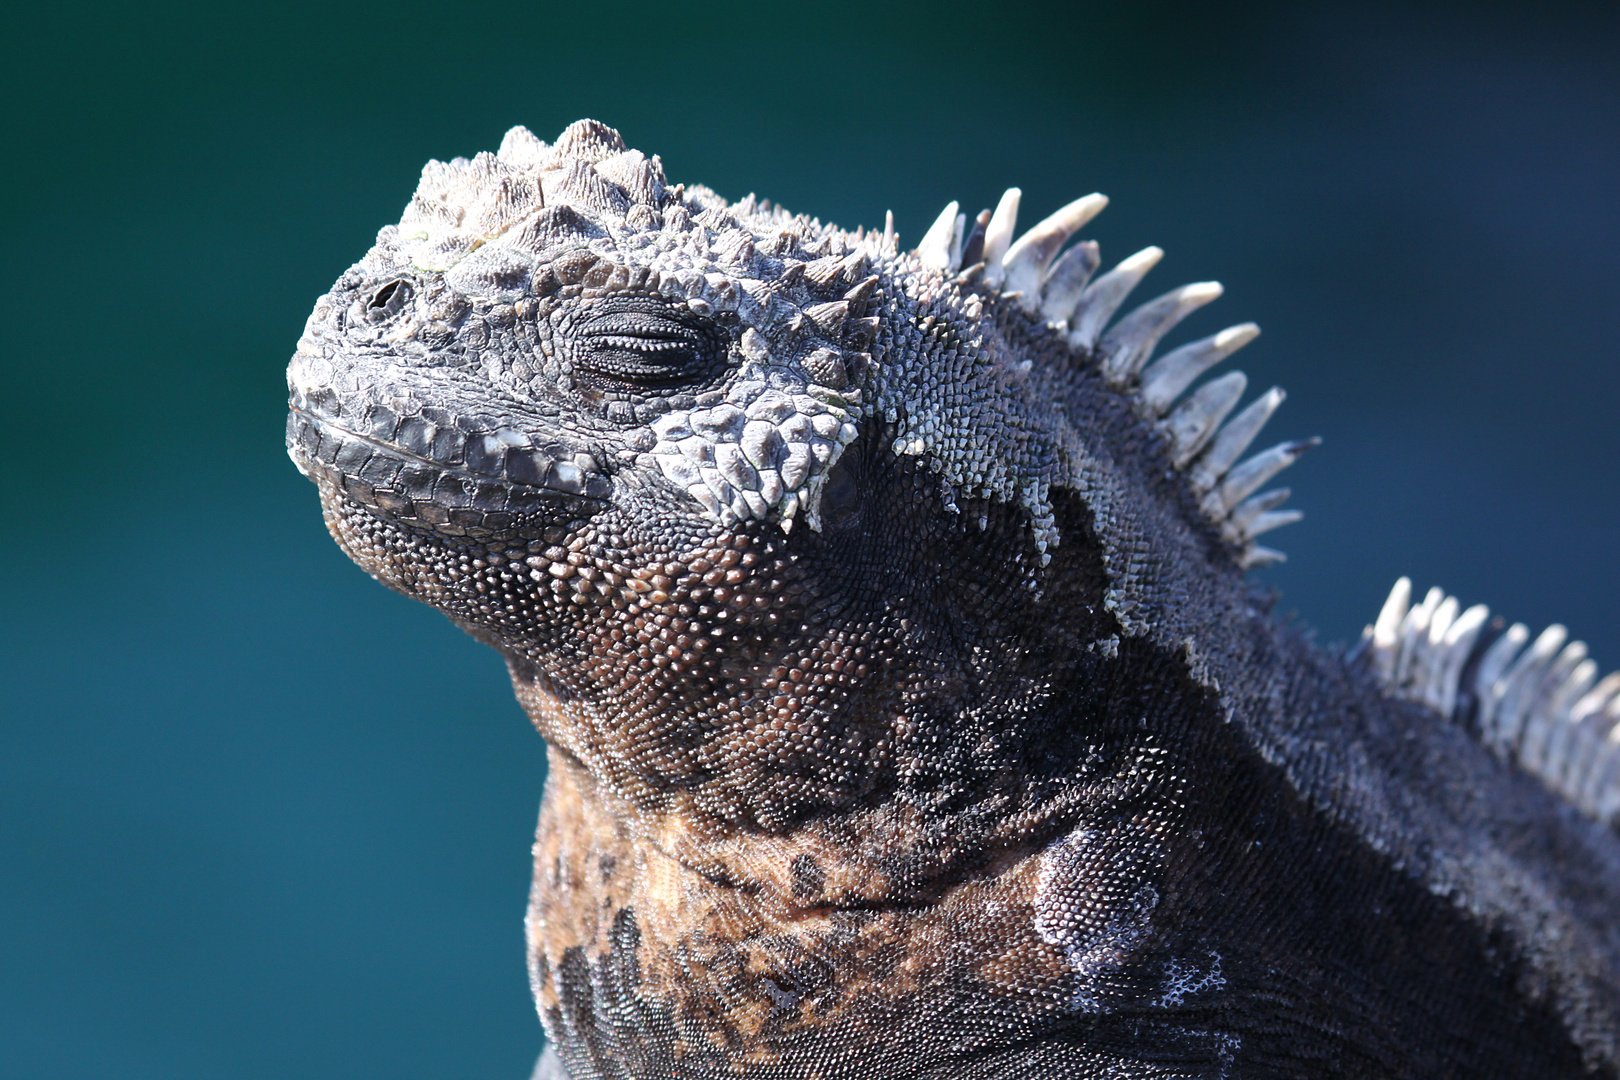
[570,295,726,389]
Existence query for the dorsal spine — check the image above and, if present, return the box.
[1365,577,1620,826]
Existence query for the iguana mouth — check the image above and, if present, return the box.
[286,407,608,534]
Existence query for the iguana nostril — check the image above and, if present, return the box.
[367,280,408,312]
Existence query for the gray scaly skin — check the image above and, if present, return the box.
[287,119,1620,1078]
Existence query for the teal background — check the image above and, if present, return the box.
[2,2,1617,1076]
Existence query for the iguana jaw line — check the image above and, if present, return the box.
[288,408,608,537]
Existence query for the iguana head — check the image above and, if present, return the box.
[287,119,1308,831]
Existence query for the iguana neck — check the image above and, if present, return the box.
[507,462,1268,905]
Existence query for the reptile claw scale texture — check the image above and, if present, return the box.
[287,120,1620,1079]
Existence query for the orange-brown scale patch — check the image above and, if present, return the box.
[529,754,1083,1071]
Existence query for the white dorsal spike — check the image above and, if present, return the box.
[1139,323,1260,416]
[1579,734,1620,822]
[1559,725,1606,811]
[1578,752,1616,822]
[1068,247,1164,351]
[1371,577,1413,680]
[1585,695,1620,811]
[1241,546,1286,569]
[1040,242,1102,323]
[1573,675,1620,806]
[949,212,966,270]
[1555,652,1601,719]
[1243,509,1302,539]
[1231,488,1291,533]
[916,200,961,271]
[1476,624,1530,697]
[1520,643,1591,772]
[1491,624,1569,751]
[1575,673,1620,724]
[1190,387,1286,491]
[980,188,1021,286]
[1418,596,1462,708]
[1597,703,1620,815]
[1548,649,1595,713]
[1535,640,1590,718]
[1432,595,1470,647]
[1001,193,1109,306]
[1539,658,1600,784]
[1210,439,1318,513]
[1395,587,1445,688]
[1474,623,1530,741]
[1099,281,1224,382]
[1502,625,1570,727]
[1164,370,1247,467]
[1435,603,1491,717]
[1597,719,1620,824]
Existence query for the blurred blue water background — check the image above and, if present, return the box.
[2,2,1617,1076]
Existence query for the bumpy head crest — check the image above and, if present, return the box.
[367,120,903,532]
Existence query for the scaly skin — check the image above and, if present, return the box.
[288,120,1620,1078]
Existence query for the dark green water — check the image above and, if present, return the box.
[3,2,1617,1076]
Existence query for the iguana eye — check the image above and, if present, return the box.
[570,295,725,390]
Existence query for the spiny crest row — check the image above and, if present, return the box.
[913,187,1312,568]
[1366,578,1620,826]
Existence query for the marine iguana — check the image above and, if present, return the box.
[286,119,1620,1078]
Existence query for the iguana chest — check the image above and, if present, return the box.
[527,754,1080,1079]
[525,700,1592,1080]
